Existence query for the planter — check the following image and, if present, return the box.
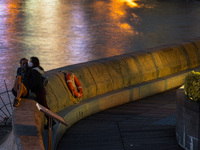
[176,87,200,150]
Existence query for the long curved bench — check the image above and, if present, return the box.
[2,38,200,150]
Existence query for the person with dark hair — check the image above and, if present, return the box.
[28,57,55,128]
[13,58,30,107]
[17,58,28,76]
[28,56,49,109]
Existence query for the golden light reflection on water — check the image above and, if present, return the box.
[0,1,23,92]
[0,0,154,92]
[108,0,141,33]
[91,0,144,57]
[23,0,89,71]
[1,0,198,93]
[0,5,7,45]
[24,0,68,70]
[1,0,149,72]
[1,1,21,47]
[122,0,139,8]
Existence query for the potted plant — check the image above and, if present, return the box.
[176,71,200,150]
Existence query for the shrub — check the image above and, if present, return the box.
[184,71,200,102]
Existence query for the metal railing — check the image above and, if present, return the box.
[0,81,13,126]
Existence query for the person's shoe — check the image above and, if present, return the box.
[13,98,21,107]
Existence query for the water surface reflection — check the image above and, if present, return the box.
[0,0,200,92]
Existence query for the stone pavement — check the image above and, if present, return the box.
[57,88,183,150]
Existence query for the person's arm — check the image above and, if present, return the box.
[16,67,22,76]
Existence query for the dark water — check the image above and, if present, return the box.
[0,0,200,93]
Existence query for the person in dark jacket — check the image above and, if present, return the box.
[28,57,55,128]
[28,56,49,109]
[13,58,30,107]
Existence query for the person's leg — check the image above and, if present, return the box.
[16,83,27,98]
[13,83,28,107]
[13,76,21,92]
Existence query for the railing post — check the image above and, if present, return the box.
[36,103,68,150]
[4,80,13,110]
[48,117,53,150]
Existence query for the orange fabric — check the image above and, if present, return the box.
[16,83,27,99]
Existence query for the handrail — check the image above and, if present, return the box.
[36,103,68,150]
[0,81,13,126]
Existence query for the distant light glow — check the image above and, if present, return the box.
[123,0,139,8]
[108,0,140,34]
[120,23,132,31]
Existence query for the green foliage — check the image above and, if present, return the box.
[184,71,200,102]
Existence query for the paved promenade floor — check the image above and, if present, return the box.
[57,88,183,150]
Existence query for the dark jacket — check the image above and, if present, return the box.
[23,67,30,90]
[17,67,23,77]
[16,66,30,90]
[29,67,45,92]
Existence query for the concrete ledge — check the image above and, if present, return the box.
[43,38,200,113]
[9,67,200,150]
[50,67,200,149]
[3,99,46,150]
[8,38,200,150]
